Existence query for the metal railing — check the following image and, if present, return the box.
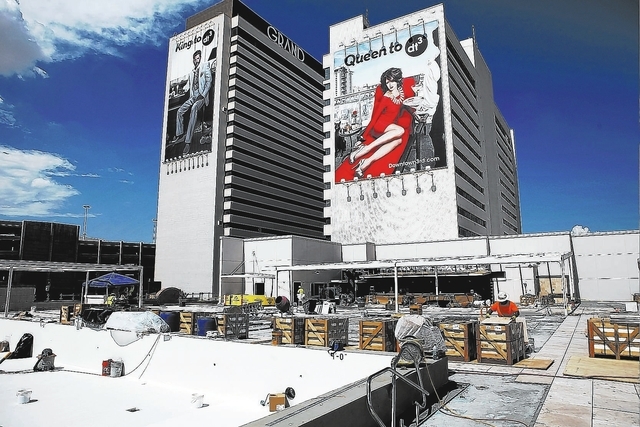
[366,340,431,427]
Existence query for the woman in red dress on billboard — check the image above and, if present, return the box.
[335,67,415,181]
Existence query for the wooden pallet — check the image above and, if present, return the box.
[274,317,305,344]
[179,312,195,335]
[477,318,525,365]
[439,320,477,362]
[359,319,397,352]
[588,317,640,360]
[305,317,348,347]
[564,355,640,383]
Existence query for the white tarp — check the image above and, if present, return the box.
[105,311,169,334]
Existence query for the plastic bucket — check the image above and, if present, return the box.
[110,360,123,377]
[159,311,180,332]
[196,317,218,337]
[16,390,31,404]
[102,360,111,376]
[191,393,204,408]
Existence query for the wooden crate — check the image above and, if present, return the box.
[588,317,640,360]
[409,304,422,315]
[179,312,195,335]
[217,313,249,339]
[59,305,72,324]
[305,317,348,347]
[359,319,397,352]
[477,317,525,365]
[439,320,477,362]
[274,317,305,344]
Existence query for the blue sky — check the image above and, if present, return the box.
[0,0,637,243]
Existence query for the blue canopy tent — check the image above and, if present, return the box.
[82,272,141,306]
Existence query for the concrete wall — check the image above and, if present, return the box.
[572,231,640,301]
[242,236,343,299]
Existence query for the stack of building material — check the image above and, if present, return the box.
[477,317,525,365]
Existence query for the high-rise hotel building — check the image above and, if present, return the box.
[324,4,521,245]
[155,2,521,294]
[155,0,325,293]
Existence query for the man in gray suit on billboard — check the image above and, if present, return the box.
[169,49,212,155]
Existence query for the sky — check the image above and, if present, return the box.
[0,0,637,243]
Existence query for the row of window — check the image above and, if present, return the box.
[497,151,515,176]
[501,191,517,211]
[458,206,487,228]
[499,165,516,187]
[500,178,517,199]
[448,69,478,116]
[446,40,476,93]
[450,98,481,147]
[503,218,518,233]
[232,26,324,90]
[453,127,482,161]
[232,40,322,122]
[501,205,518,222]
[455,166,484,194]
[456,186,485,210]
[454,147,484,179]
[229,96,323,162]
[458,226,480,237]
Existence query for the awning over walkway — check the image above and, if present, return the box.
[272,252,572,272]
[272,251,574,315]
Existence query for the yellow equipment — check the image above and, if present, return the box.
[224,294,275,307]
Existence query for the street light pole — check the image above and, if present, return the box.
[82,205,91,240]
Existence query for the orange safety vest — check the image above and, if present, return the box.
[490,301,519,317]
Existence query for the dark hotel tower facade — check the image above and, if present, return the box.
[155,0,325,294]
[324,4,521,245]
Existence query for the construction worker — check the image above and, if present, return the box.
[486,291,519,320]
[105,293,116,306]
[487,291,531,352]
[296,287,306,312]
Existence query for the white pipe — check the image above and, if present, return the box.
[393,262,399,313]
[561,261,567,316]
[4,267,14,317]
[138,267,144,309]
[83,271,90,304]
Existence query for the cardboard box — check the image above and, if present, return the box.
[269,393,288,412]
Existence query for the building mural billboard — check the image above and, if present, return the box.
[334,19,445,182]
[164,23,218,160]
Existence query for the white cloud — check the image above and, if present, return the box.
[0,145,80,216]
[571,225,590,236]
[0,0,207,76]
[0,94,17,126]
